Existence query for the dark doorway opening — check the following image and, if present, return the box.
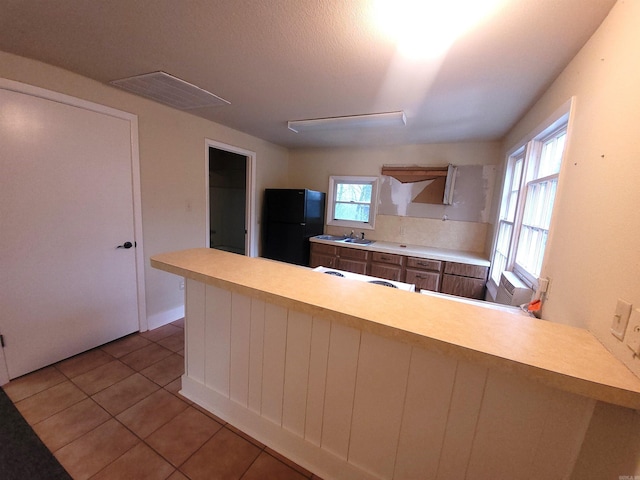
[209,147,247,255]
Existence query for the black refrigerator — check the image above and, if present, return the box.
[262,189,326,266]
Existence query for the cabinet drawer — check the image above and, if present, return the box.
[444,262,488,279]
[406,257,442,272]
[311,243,338,256]
[339,246,370,261]
[405,269,440,292]
[370,263,403,281]
[441,274,486,299]
[371,252,403,266]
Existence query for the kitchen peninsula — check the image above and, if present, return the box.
[151,248,640,480]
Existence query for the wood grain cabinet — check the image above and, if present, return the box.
[441,261,489,299]
[310,243,370,274]
[404,257,442,292]
[370,252,404,281]
[310,242,490,300]
[309,243,338,269]
[337,247,369,275]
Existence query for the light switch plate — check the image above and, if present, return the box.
[611,299,632,340]
[626,309,640,355]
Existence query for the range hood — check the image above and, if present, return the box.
[381,164,457,205]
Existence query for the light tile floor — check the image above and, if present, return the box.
[4,319,323,480]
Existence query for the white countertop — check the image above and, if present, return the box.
[310,236,490,267]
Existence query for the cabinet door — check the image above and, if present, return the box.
[405,269,441,292]
[370,263,403,281]
[310,243,338,268]
[310,252,337,268]
[338,258,368,275]
[441,274,486,299]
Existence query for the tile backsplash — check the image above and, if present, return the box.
[325,215,489,254]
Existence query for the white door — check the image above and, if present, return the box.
[0,84,143,379]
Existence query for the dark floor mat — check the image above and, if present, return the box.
[0,387,72,480]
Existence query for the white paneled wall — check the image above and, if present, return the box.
[182,280,595,480]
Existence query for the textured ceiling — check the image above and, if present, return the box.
[0,0,616,149]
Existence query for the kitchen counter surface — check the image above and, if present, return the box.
[151,248,640,409]
[310,236,490,267]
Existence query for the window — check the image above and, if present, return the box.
[489,115,568,289]
[326,176,379,229]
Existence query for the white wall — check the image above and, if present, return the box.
[289,142,501,253]
[500,2,640,476]
[501,0,640,375]
[0,51,290,329]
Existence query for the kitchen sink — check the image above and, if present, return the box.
[342,238,375,245]
[314,234,375,245]
[315,234,348,241]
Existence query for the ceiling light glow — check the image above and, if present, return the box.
[372,0,505,59]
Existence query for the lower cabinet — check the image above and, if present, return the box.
[370,252,404,281]
[404,256,442,292]
[310,243,369,274]
[309,243,338,269]
[310,242,489,300]
[440,262,489,299]
[337,247,369,275]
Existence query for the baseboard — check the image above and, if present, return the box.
[146,305,184,331]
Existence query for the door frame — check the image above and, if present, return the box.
[0,79,147,344]
[205,139,257,257]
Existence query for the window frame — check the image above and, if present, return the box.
[326,175,379,230]
[512,128,564,286]
[489,148,525,287]
[488,100,572,293]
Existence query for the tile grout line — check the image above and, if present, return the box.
[75,323,188,479]
[7,321,318,480]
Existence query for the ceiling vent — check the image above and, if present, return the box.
[110,71,230,110]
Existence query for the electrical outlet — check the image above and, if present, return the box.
[611,298,632,340]
[626,309,640,355]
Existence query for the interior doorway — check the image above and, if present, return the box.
[206,140,257,257]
